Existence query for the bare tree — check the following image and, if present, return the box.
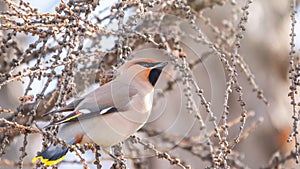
[0,0,298,168]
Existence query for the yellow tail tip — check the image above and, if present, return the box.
[32,155,66,166]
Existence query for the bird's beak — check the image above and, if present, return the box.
[153,61,168,69]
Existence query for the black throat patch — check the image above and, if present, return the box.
[148,68,162,86]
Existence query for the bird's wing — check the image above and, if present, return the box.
[72,79,139,114]
[45,106,118,127]
[42,98,85,117]
[43,78,138,116]
[45,79,139,127]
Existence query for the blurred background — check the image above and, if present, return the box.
[0,0,299,168]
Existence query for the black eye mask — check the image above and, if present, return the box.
[136,62,157,68]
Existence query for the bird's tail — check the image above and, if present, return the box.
[32,138,78,166]
[32,144,69,166]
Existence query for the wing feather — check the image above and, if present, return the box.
[42,98,85,117]
[43,79,139,127]
[45,106,118,128]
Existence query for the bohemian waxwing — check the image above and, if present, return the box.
[32,58,168,166]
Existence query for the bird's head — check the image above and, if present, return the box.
[118,58,168,87]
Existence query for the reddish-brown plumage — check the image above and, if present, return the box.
[75,111,82,115]
[75,134,84,144]
[132,59,156,81]
[144,68,151,80]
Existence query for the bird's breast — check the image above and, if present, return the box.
[130,90,154,114]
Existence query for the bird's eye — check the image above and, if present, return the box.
[136,62,156,68]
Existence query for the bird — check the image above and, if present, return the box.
[32,58,168,166]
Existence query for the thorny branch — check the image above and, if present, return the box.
[0,0,294,168]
